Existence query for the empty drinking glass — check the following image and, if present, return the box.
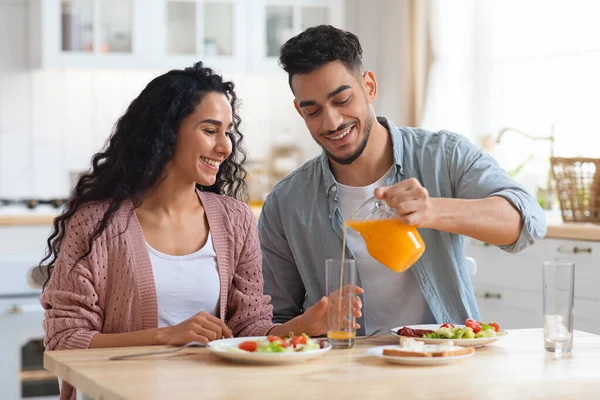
[542,261,575,353]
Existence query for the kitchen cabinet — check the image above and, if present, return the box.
[249,0,345,73]
[0,297,57,400]
[0,226,58,399]
[146,0,249,72]
[29,0,344,72]
[30,0,143,69]
[466,237,600,334]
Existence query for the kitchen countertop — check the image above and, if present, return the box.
[44,329,600,400]
[0,214,58,226]
[250,205,262,221]
[0,205,262,227]
[3,207,600,242]
[0,206,60,226]
[543,211,600,241]
[0,206,263,226]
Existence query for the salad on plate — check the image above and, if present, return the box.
[424,320,504,339]
[394,319,507,347]
[208,334,331,365]
[231,334,323,353]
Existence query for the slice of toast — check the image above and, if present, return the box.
[382,337,476,358]
[430,346,475,357]
[383,348,433,357]
[382,345,474,358]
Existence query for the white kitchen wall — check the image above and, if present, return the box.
[471,0,600,196]
[345,0,404,126]
[0,0,317,198]
[345,0,478,140]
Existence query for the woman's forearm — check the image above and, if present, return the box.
[89,328,165,348]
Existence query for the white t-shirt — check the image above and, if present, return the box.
[147,232,220,328]
[337,167,434,334]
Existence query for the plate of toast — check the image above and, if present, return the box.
[367,337,475,365]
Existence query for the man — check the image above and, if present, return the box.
[258,25,546,335]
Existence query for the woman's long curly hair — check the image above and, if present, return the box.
[39,62,247,287]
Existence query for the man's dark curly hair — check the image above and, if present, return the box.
[39,61,247,288]
[278,25,364,89]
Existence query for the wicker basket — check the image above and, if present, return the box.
[550,157,600,223]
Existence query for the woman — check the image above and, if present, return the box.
[40,62,361,400]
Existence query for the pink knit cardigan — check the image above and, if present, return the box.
[41,191,274,400]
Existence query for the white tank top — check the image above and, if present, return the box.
[147,232,220,328]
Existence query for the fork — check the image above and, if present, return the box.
[109,341,208,361]
[355,328,396,340]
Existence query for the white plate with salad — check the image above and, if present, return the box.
[207,334,331,364]
[393,320,508,348]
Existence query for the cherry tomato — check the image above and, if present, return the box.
[290,335,308,347]
[238,341,258,352]
[268,335,288,348]
[465,319,482,333]
[489,322,500,332]
[441,323,455,329]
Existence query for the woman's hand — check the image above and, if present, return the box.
[157,312,233,345]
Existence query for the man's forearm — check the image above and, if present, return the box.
[426,196,522,246]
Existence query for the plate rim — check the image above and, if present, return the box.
[366,344,476,364]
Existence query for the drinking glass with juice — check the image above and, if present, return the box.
[345,196,425,272]
[325,259,357,348]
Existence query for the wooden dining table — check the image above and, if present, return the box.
[44,329,600,400]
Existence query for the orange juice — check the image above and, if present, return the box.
[345,219,425,272]
[327,330,357,340]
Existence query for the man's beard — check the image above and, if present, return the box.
[324,112,373,165]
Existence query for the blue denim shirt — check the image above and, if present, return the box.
[258,117,547,335]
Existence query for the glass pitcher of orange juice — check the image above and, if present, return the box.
[345,197,425,272]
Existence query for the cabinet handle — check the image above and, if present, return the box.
[475,292,502,299]
[557,245,592,254]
